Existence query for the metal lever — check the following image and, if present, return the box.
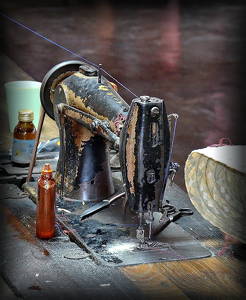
[26,107,46,183]
[56,104,66,200]
[57,103,120,150]
[152,206,193,236]
[169,162,180,186]
[98,63,102,83]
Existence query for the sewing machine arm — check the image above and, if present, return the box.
[56,103,120,150]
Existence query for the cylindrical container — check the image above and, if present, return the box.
[5,81,41,133]
[11,109,36,167]
[36,163,56,239]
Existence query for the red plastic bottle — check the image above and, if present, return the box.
[36,163,56,239]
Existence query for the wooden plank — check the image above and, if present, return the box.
[0,53,34,83]
[0,191,148,300]
[121,264,189,300]
[0,273,19,300]
[215,256,246,286]
[0,204,50,257]
[40,113,59,142]
[154,257,246,300]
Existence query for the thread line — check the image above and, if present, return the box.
[160,115,179,201]
[0,12,138,98]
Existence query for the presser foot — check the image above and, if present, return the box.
[136,226,150,250]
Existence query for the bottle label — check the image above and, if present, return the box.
[12,138,35,164]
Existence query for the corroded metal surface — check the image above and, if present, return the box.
[49,63,129,201]
[120,96,170,213]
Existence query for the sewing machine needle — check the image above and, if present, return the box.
[149,222,152,240]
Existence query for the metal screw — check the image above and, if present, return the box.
[140,95,150,102]
[151,106,160,117]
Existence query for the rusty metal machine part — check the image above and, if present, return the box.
[41,61,176,248]
[41,61,129,202]
[40,60,84,120]
[119,95,170,246]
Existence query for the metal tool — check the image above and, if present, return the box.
[151,205,193,236]
[80,190,125,220]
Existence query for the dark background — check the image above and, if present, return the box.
[0,0,245,191]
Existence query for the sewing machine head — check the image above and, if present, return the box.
[41,61,128,202]
[41,60,173,246]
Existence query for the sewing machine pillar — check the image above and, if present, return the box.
[40,61,129,202]
[55,117,114,201]
[120,96,170,213]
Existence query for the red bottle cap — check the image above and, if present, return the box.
[41,163,53,175]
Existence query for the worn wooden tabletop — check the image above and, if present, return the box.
[0,54,246,300]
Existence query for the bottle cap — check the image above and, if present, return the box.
[41,163,53,175]
[18,109,34,122]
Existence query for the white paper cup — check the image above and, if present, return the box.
[5,81,42,133]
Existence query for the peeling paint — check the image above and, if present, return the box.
[99,85,109,91]
[52,69,128,201]
[125,105,139,195]
[55,173,62,183]
[68,184,74,193]
[50,71,76,104]
[62,84,116,132]
[72,119,93,150]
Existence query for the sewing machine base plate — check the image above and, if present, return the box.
[67,216,211,267]
[21,179,213,267]
[53,181,211,267]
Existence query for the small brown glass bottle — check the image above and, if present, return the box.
[11,109,36,167]
[36,163,56,239]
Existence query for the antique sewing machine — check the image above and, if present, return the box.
[40,60,179,249]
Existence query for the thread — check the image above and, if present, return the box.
[160,115,179,201]
[0,12,138,98]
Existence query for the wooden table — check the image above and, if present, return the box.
[0,54,246,300]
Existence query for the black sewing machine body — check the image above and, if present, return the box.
[120,96,170,213]
[41,60,173,243]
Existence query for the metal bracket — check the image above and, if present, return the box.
[56,103,120,150]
